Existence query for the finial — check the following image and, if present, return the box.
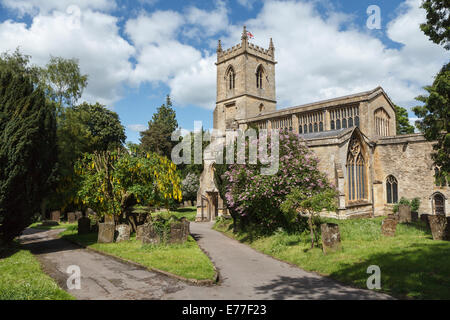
[269,37,275,58]
[217,40,222,53]
[241,25,248,41]
[269,38,274,49]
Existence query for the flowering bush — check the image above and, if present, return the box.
[223,130,335,232]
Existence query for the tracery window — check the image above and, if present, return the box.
[298,111,324,134]
[374,108,390,136]
[432,193,445,216]
[331,105,359,131]
[386,175,398,204]
[256,65,263,89]
[272,116,292,131]
[227,67,235,90]
[347,138,367,201]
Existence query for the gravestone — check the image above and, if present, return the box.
[51,210,60,223]
[104,214,115,224]
[67,212,76,223]
[320,223,341,254]
[411,211,419,222]
[115,224,131,242]
[169,220,190,244]
[138,224,162,245]
[98,223,115,243]
[74,211,83,220]
[78,217,91,235]
[428,215,450,241]
[381,216,398,237]
[398,204,411,223]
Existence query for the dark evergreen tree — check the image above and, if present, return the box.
[395,104,415,134]
[0,53,58,243]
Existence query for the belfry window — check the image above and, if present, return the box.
[227,67,235,90]
[256,66,263,89]
[386,175,398,204]
[347,138,367,202]
[374,108,390,136]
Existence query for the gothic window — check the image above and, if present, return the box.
[374,108,390,136]
[343,118,347,129]
[319,122,324,132]
[386,175,398,204]
[298,111,324,135]
[432,193,445,215]
[259,104,265,113]
[331,120,335,130]
[304,124,307,133]
[227,67,235,90]
[336,119,341,130]
[271,116,292,130]
[299,125,302,134]
[314,123,318,132]
[331,106,359,131]
[256,65,263,89]
[348,117,353,127]
[309,123,313,132]
[347,138,367,202]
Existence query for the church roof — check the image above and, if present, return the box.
[300,128,352,140]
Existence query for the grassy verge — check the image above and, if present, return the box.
[151,206,197,221]
[59,225,216,281]
[0,243,74,300]
[214,217,450,299]
[28,222,77,230]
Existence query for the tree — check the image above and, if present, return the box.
[281,188,337,249]
[395,104,415,134]
[75,150,182,230]
[182,173,199,202]
[0,51,58,243]
[140,95,178,158]
[40,56,88,110]
[413,62,450,185]
[420,0,450,50]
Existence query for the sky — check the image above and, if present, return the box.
[0,0,448,143]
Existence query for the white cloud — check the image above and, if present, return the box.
[0,0,115,16]
[185,0,229,37]
[237,0,257,9]
[0,8,135,105]
[127,124,147,132]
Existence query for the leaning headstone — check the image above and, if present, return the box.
[78,217,91,235]
[428,215,450,241]
[74,211,83,220]
[398,204,411,223]
[67,212,76,223]
[381,215,398,237]
[98,223,115,243]
[320,223,341,254]
[115,224,131,242]
[51,210,60,223]
[139,223,162,245]
[169,220,190,244]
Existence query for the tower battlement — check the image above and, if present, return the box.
[217,26,275,64]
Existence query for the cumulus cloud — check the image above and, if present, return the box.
[0,8,134,105]
[0,0,115,16]
[127,124,147,132]
[185,0,230,38]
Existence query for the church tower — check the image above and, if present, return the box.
[213,26,277,131]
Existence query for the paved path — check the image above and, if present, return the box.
[20,223,391,300]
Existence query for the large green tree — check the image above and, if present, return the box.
[395,104,415,134]
[420,0,450,50]
[0,51,58,243]
[140,95,178,158]
[40,56,88,110]
[413,62,450,185]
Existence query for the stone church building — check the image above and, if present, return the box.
[196,27,449,221]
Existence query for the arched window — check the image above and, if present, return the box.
[342,118,347,129]
[259,104,264,113]
[347,138,367,201]
[386,175,398,204]
[256,66,263,89]
[348,117,353,128]
[309,123,313,133]
[331,120,335,130]
[314,123,318,132]
[299,125,302,134]
[374,108,390,136]
[227,67,235,90]
[336,119,341,130]
[432,193,445,215]
[319,122,324,132]
[355,116,360,128]
[304,124,307,133]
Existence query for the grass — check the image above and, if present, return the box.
[59,224,216,281]
[214,217,450,299]
[28,222,77,230]
[0,243,74,300]
[151,206,197,222]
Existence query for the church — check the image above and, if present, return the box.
[196,27,449,221]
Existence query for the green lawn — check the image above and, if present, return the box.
[29,222,77,230]
[151,206,197,221]
[0,243,74,300]
[214,217,450,299]
[59,224,216,281]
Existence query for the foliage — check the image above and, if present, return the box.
[413,62,450,186]
[281,188,338,248]
[177,129,210,179]
[0,51,58,243]
[394,104,415,134]
[40,56,88,110]
[393,197,421,213]
[75,150,182,226]
[182,172,199,201]
[420,0,450,50]
[224,130,336,233]
[140,95,178,158]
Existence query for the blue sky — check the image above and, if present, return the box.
[0,0,448,143]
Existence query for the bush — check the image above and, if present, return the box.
[224,130,336,233]
[393,197,421,213]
